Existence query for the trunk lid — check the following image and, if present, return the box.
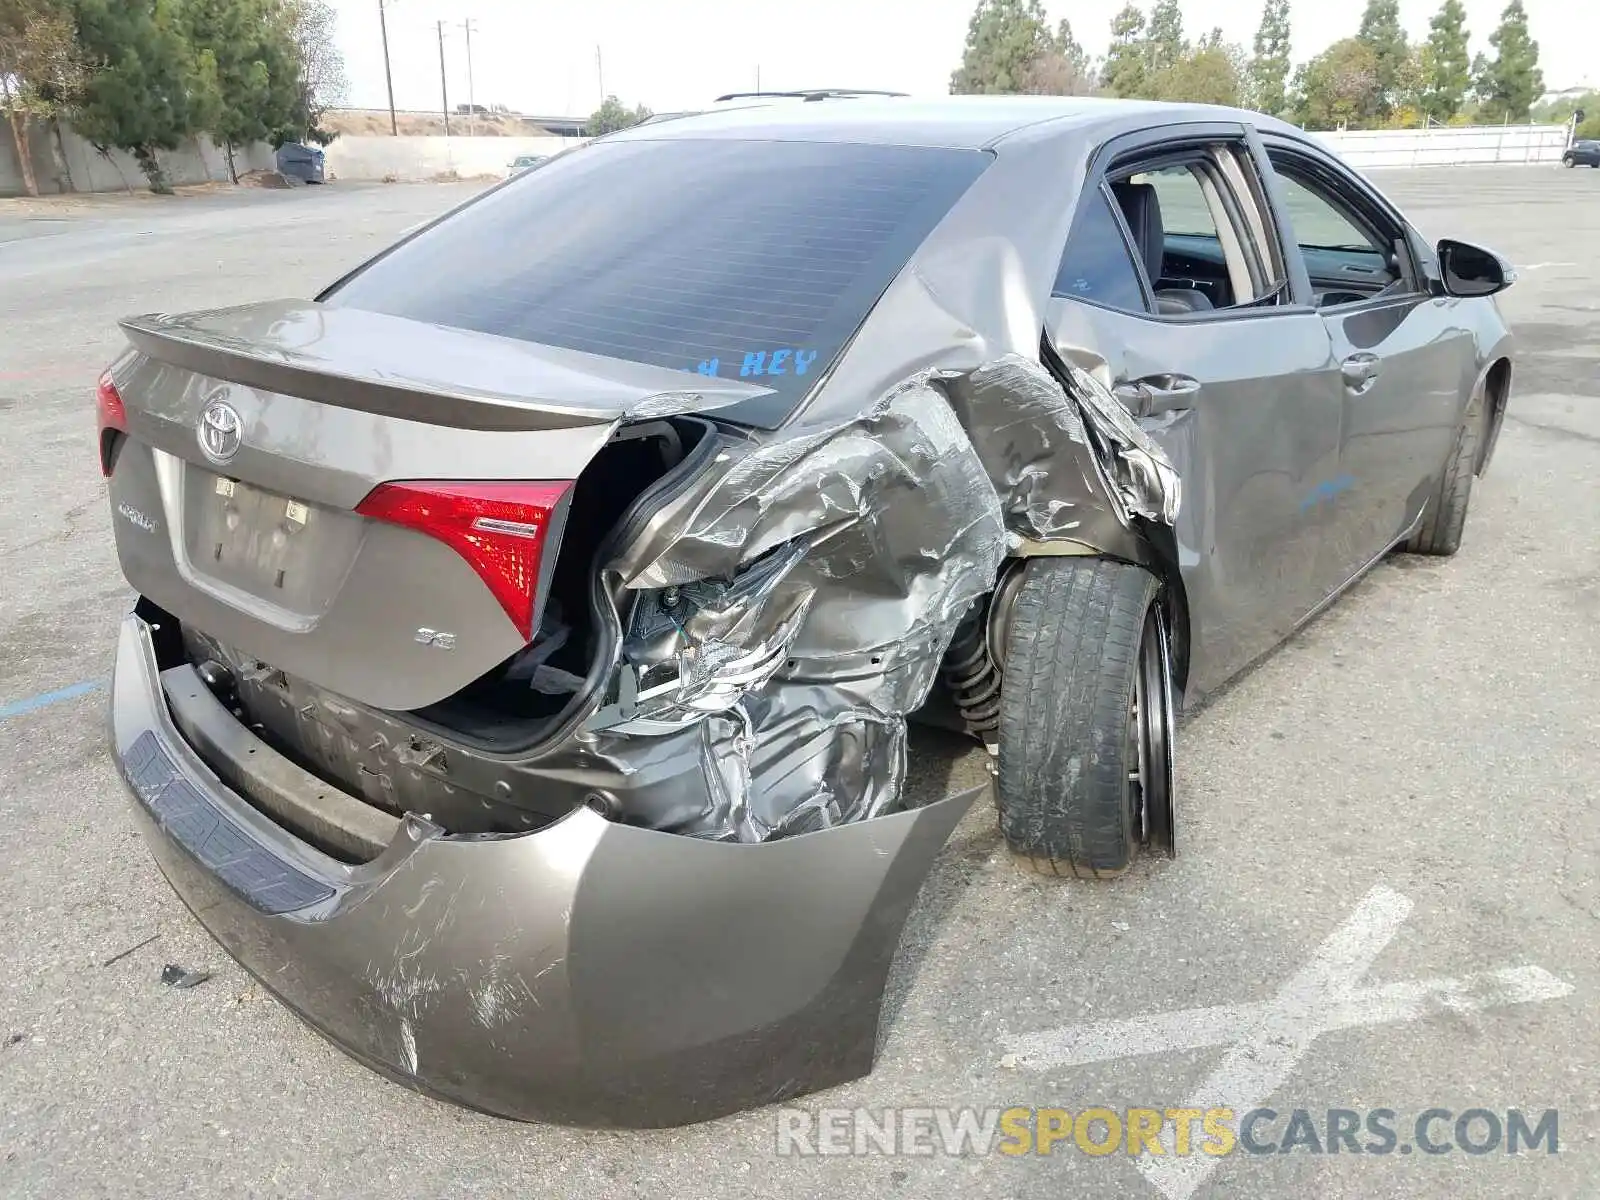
[106,299,768,710]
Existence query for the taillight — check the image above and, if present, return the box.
[96,371,128,477]
[354,481,571,640]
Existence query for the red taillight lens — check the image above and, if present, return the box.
[354,481,572,640]
[96,371,128,477]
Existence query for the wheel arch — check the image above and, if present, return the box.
[1477,355,1512,477]
[995,525,1193,704]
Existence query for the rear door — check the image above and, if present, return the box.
[1044,124,1344,698]
[1260,139,1475,584]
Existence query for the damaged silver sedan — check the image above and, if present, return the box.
[99,97,1515,1126]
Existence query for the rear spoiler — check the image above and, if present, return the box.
[120,299,772,433]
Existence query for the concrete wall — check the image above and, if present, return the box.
[0,119,277,196]
[321,134,584,182]
[1314,124,1569,168]
[1,119,1573,195]
[316,126,1567,183]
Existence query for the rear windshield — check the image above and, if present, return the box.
[323,137,991,427]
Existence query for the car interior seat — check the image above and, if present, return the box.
[1111,181,1216,314]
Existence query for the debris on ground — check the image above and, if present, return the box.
[101,931,161,966]
[237,169,294,189]
[160,963,212,989]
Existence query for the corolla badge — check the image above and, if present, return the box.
[197,395,244,464]
[116,502,157,533]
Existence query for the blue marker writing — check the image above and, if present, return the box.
[731,348,821,378]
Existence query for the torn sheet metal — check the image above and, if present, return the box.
[585,374,1006,841]
[936,353,1180,546]
[1061,360,1182,525]
[581,354,1183,844]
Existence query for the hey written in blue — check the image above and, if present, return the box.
[696,349,819,378]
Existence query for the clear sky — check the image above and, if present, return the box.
[328,0,1593,118]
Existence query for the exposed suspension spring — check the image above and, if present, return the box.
[941,606,1002,734]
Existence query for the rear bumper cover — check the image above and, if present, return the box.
[110,612,982,1127]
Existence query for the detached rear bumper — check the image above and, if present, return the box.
[110,612,981,1127]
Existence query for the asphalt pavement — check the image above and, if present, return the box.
[0,167,1596,1198]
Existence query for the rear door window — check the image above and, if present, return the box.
[324,138,991,427]
[1053,186,1151,313]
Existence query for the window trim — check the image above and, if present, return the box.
[1259,137,1428,310]
[1212,144,1288,289]
[1052,121,1312,326]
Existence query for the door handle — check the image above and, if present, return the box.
[1341,353,1381,392]
[1113,373,1200,417]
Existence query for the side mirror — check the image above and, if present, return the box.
[1435,239,1516,298]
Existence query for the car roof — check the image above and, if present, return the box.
[604,95,1278,152]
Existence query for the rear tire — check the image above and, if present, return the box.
[996,558,1175,878]
[1402,390,1483,557]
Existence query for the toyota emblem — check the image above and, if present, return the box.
[197,395,244,464]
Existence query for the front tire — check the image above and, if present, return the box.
[1402,390,1484,557]
[996,558,1175,878]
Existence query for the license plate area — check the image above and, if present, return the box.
[183,470,362,614]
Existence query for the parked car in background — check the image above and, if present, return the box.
[1562,139,1600,167]
[97,96,1515,1128]
[507,153,547,175]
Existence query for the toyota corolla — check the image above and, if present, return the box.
[98,96,1514,1126]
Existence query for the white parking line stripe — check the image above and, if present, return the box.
[1005,965,1573,1070]
[1324,964,1573,1027]
[1134,886,1413,1200]
[1003,886,1575,1200]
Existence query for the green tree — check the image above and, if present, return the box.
[949,0,1055,94]
[280,0,345,144]
[1151,44,1242,107]
[1022,18,1096,95]
[1101,3,1148,98]
[69,0,198,192]
[1144,0,1185,76]
[1420,0,1471,122]
[1247,0,1292,117]
[584,94,651,136]
[1292,37,1383,129]
[1355,0,1407,115]
[1533,89,1600,138]
[1474,0,1542,122]
[0,0,85,195]
[1386,45,1429,126]
[181,0,302,180]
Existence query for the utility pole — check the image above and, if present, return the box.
[437,20,450,136]
[756,64,761,91]
[459,18,478,135]
[378,0,398,136]
[596,45,604,103]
